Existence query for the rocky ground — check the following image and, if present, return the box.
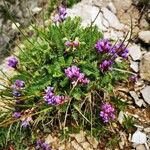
[0,0,150,149]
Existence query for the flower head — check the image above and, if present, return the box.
[100,103,115,123]
[13,112,21,118]
[73,40,79,47]
[114,43,129,59]
[12,80,25,89]
[21,117,32,127]
[7,57,18,68]
[95,39,111,53]
[65,66,90,84]
[99,60,113,72]
[44,86,65,105]
[35,140,51,150]
[129,75,138,83]
[12,90,21,97]
[65,41,72,47]
[54,6,67,23]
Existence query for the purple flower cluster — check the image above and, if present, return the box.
[95,39,129,59]
[129,75,138,83]
[7,56,18,68]
[13,111,21,118]
[100,103,115,123]
[65,66,90,84]
[36,140,51,150]
[12,80,25,97]
[99,60,113,72]
[12,111,32,127]
[12,80,25,89]
[54,6,67,23]
[65,40,79,47]
[21,116,32,127]
[44,87,65,105]
[95,39,111,53]
[95,39,129,72]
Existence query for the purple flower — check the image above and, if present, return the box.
[12,90,21,97]
[44,86,65,105]
[65,41,72,47]
[13,112,21,118]
[12,80,25,90]
[100,103,115,123]
[21,117,32,127]
[129,75,138,83]
[73,40,79,47]
[99,60,113,72]
[54,6,67,23]
[15,80,25,88]
[35,140,51,150]
[95,39,112,53]
[65,66,90,84]
[114,43,129,59]
[7,57,18,68]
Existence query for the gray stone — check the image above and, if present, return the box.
[129,91,143,107]
[87,136,98,149]
[130,91,139,102]
[140,52,150,81]
[101,7,124,30]
[138,31,150,45]
[107,2,117,14]
[74,131,86,143]
[67,4,107,30]
[71,140,84,150]
[129,44,142,61]
[132,130,147,144]
[144,127,150,133]
[130,61,139,72]
[141,86,150,105]
[136,145,146,150]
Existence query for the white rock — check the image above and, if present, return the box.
[144,127,150,133]
[129,91,143,107]
[141,86,150,105]
[118,111,125,124]
[45,134,56,144]
[130,91,139,101]
[135,100,144,107]
[81,142,91,149]
[140,52,150,82]
[74,131,85,143]
[71,140,84,150]
[132,130,147,144]
[107,2,117,14]
[12,23,20,30]
[130,61,139,72]
[138,31,150,45]
[32,7,42,14]
[87,136,98,149]
[136,144,146,150]
[101,7,124,30]
[129,45,142,61]
[67,5,107,30]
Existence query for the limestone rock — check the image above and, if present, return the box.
[132,130,147,144]
[129,44,142,61]
[140,52,150,81]
[71,140,84,150]
[141,86,150,105]
[138,31,150,45]
[101,7,124,30]
[130,61,139,72]
[107,2,117,14]
[136,144,146,150]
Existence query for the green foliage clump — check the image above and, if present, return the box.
[0,16,130,149]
